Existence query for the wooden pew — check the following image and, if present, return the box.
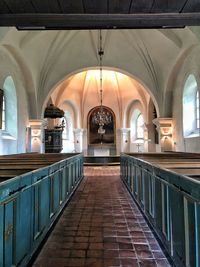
[0,152,84,267]
[0,153,79,183]
[121,152,200,267]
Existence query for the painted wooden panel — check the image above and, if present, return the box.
[84,0,107,13]
[40,177,50,229]
[109,0,131,13]
[151,0,184,13]
[16,188,32,265]
[4,200,14,267]
[5,0,35,13]
[0,154,83,267]
[0,205,4,266]
[33,184,40,239]
[130,0,154,13]
[183,0,200,12]
[170,189,186,264]
[155,179,162,230]
[120,154,200,267]
[187,199,196,267]
[0,2,11,14]
[195,203,200,267]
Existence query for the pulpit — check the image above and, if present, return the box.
[44,129,63,153]
[44,103,64,153]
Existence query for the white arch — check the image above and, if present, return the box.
[41,67,160,129]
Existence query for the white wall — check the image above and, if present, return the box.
[0,28,200,154]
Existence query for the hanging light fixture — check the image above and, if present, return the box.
[92,30,112,135]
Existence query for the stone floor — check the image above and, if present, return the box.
[32,166,171,267]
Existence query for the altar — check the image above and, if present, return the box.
[88,144,116,156]
[94,147,110,156]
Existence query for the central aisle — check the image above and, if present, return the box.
[33,167,171,267]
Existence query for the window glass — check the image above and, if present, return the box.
[183,75,199,137]
[136,113,144,139]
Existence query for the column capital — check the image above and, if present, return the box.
[28,119,45,153]
[118,128,131,134]
[28,119,47,128]
[73,128,84,135]
[152,118,173,129]
[153,117,174,152]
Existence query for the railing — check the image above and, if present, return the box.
[121,154,200,267]
[0,153,84,267]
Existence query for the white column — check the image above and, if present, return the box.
[119,128,130,153]
[0,130,3,155]
[73,128,84,153]
[28,120,45,153]
[153,118,174,152]
[82,129,88,155]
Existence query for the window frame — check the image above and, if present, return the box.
[196,90,200,130]
[183,75,200,138]
[2,94,5,131]
[136,113,144,139]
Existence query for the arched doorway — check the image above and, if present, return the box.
[88,106,116,155]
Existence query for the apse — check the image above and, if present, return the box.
[46,68,158,155]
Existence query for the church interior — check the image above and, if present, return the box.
[0,1,200,267]
[1,26,200,155]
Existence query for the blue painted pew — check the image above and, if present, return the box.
[0,153,84,267]
[121,153,200,267]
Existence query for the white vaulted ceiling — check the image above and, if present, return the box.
[0,27,200,118]
[50,69,150,128]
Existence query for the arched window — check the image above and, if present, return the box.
[136,113,144,139]
[130,109,145,152]
[1,76,18,137]
[183,75,199,137]
[0,76,18,155]
[62,117,69,140]
[131,109,145,141]
[196,90,200,129]
[62,111,74,153]
[2,95,5,130]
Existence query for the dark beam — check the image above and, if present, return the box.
[0,13,200,29]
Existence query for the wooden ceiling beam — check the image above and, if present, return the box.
[0,13,200,29]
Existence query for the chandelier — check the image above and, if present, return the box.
[91,30,112,135]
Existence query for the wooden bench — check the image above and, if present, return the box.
[0,153,79,182]
[0,152,84,267]
[121,152,200,267]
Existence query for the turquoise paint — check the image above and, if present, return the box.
[121,154,200,267]
[0,154,83,267]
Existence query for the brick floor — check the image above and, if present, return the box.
[32,166,171,267]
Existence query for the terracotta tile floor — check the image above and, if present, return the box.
[32,166,171,267]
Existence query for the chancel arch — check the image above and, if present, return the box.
[43,67,160,154]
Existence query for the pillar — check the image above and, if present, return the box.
[0,130,3,155]
[119,128,130,153]
[153,118,174,152]
[145,123,156,152]
[28,119,46,153]
[74,128,84,153]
